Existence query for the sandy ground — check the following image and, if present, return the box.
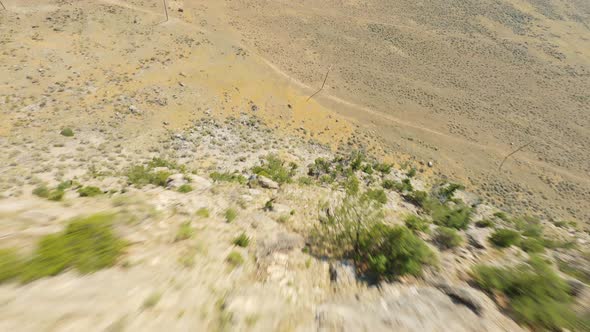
[220,0,590,223]
[0,0,588,224]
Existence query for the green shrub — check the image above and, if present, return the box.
[475,219,493,228]
[147,157,185,172]
[224,208,237,223]
[359,224,435,281]
[430,203,472,230]
[21,214,125,282]
[232,233,250,247]
[363,189,387,205]
[174,222,193,242]
[557,259,590,285]
[252,155,294,184]
[0,249,25,283]
[350,151,364,171]
[519,237,545,253]
[395,178,414,192]
[308,158,331,177]
[297,176,313,185]
[489,229,521,248]
[344,174,360,196]
[57,180,74,191]
[34,185,65,201]
[33,185,50,198]
[60,128,74,137]
[435,183,464,202]
[78,186,102,197]
[361,164,373,175]
[382,179,396,190]
[196,207,210,218]
[404,215,430,234]
[319,174,334,184]
[472,257,586,331]
[210,171,247,184]
[177,184,193,193]
[434,227,463,249]
[493,211,510,221]
[126,165,171,187]
[142,292,162,309]
[403,190,428,207]
[226,251,244,267]
[513,216,543,238]
[373,162,392,174]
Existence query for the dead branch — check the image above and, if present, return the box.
[498,141,533,171]
[0,1,6,11]
[307,65,332,102]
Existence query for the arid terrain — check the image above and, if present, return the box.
[0,0,589,331]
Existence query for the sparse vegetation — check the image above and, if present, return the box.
[404,215,430,234]
[60,128,74,137]
[196,207,210,218]
[126,165,170,187]
[175,222,194,242]
[475,219,493,228]
[226,251,244,267]
[519,237,545,253]
[177,184,193,193]
[232,232,250,247]
[33,185,65,201]
[224,208,237,223]
[362,189,387,205]
[142,292,162,309]
[252,155,295,184]
[210,171,247,184]
[78,186,102,197]
[434,227,463,249]
[489,229,521,248]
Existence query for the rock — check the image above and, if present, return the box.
[316,285,524,331]
[466,227,492,249]
[185,175,212,191]
[256,231,304,258]
[129,105,140,114]
[166,173,187,189]
[434,283,484,315]
[257,175,279,189]
[428,161,434,167]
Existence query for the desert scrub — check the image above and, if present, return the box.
[489,229,521,248]
[19,213,125,283]
[196,207,210,218]
[475,219,493,228]
[359,224,435,281]
[519,237,545,253]
[60,128,74,137]
[472,257,587,331]
[210,171,247,184]
[252,154,295,184]
[403,190,429,207]
[142,292,162,309]
[362,189,387,205]
[434,227,463,249]
[404,215,430,234]
[78,186,102,197]
[226,251,244,267]
[232,232,250,247]
[434,183,464,203]
[177,184,193,193]
[430,203,472,230]
[33,185,64,201]
[312,195,434,281]
[175,222,194,242]
[0,249,25,283]
[224,208,237,223]
[126,165,170,187]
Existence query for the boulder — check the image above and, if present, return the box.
[166,173,187,189]
[258,175,279,189]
